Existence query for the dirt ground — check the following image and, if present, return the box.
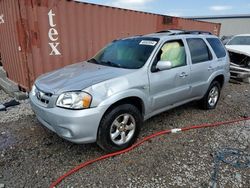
[0,82,249,188]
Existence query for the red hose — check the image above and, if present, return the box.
[50,117,250,188]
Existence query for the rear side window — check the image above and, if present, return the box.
[187,38,212,64]
[207,38,226,58]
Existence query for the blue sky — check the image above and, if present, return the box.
[77,0,250,17]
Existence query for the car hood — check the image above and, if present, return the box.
[226,45,250,56]
[35,62,133,94]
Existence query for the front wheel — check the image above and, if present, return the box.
[97,104,142,152]
[199,81,221,110]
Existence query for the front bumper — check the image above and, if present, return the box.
[29,93,107,144]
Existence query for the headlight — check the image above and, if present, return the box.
[31,85,37,96]
[56,91,92,109]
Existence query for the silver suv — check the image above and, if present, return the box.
[30,30,230,151]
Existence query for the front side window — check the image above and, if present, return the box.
[207,38,226,58]
[227,36,250,45]
[89,37,159,69]
[154,40,186,69]
[187,38,212,64]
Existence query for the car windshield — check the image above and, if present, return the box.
[227,36,250,45]
[88,37,159,69]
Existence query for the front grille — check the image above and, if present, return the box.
[35,88,52,106]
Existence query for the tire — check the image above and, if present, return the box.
[199,81,221,110]
[97,104,142,152]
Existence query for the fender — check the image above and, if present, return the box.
[206,70,226,91]
[83,69,150,114]
[98,88,150,115]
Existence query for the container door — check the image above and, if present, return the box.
[0,0,30,90]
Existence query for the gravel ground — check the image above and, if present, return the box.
[0,82,249,188]
[0,90,33,123]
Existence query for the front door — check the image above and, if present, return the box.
[149,39,191,111]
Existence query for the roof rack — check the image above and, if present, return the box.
[156,29,185,34]
[178,30,212,35]
[155,29,212,35]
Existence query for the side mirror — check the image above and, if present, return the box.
[156,61,172,71]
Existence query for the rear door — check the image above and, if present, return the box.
[186,37,216,98]
[206,37,229,76]
[148,39,191,111]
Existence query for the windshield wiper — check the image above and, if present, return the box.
[87,58,100,64]
[101,61,122,68]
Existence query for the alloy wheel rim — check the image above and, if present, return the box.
[110,113,136,145]
[208,86,219,106]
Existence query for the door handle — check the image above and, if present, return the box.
[179,72,188,77]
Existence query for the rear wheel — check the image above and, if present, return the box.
[97,104,142,152]
[200,81,221,110]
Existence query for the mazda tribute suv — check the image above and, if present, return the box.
[30,30,230,151]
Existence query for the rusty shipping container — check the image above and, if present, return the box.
[0,0,221,90]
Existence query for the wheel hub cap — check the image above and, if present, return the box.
[208,86,219,106]
[118,124,125,132]
[110,114,136,145]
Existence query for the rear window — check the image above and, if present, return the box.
[187,38,212,64]
[207,38,226,58]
